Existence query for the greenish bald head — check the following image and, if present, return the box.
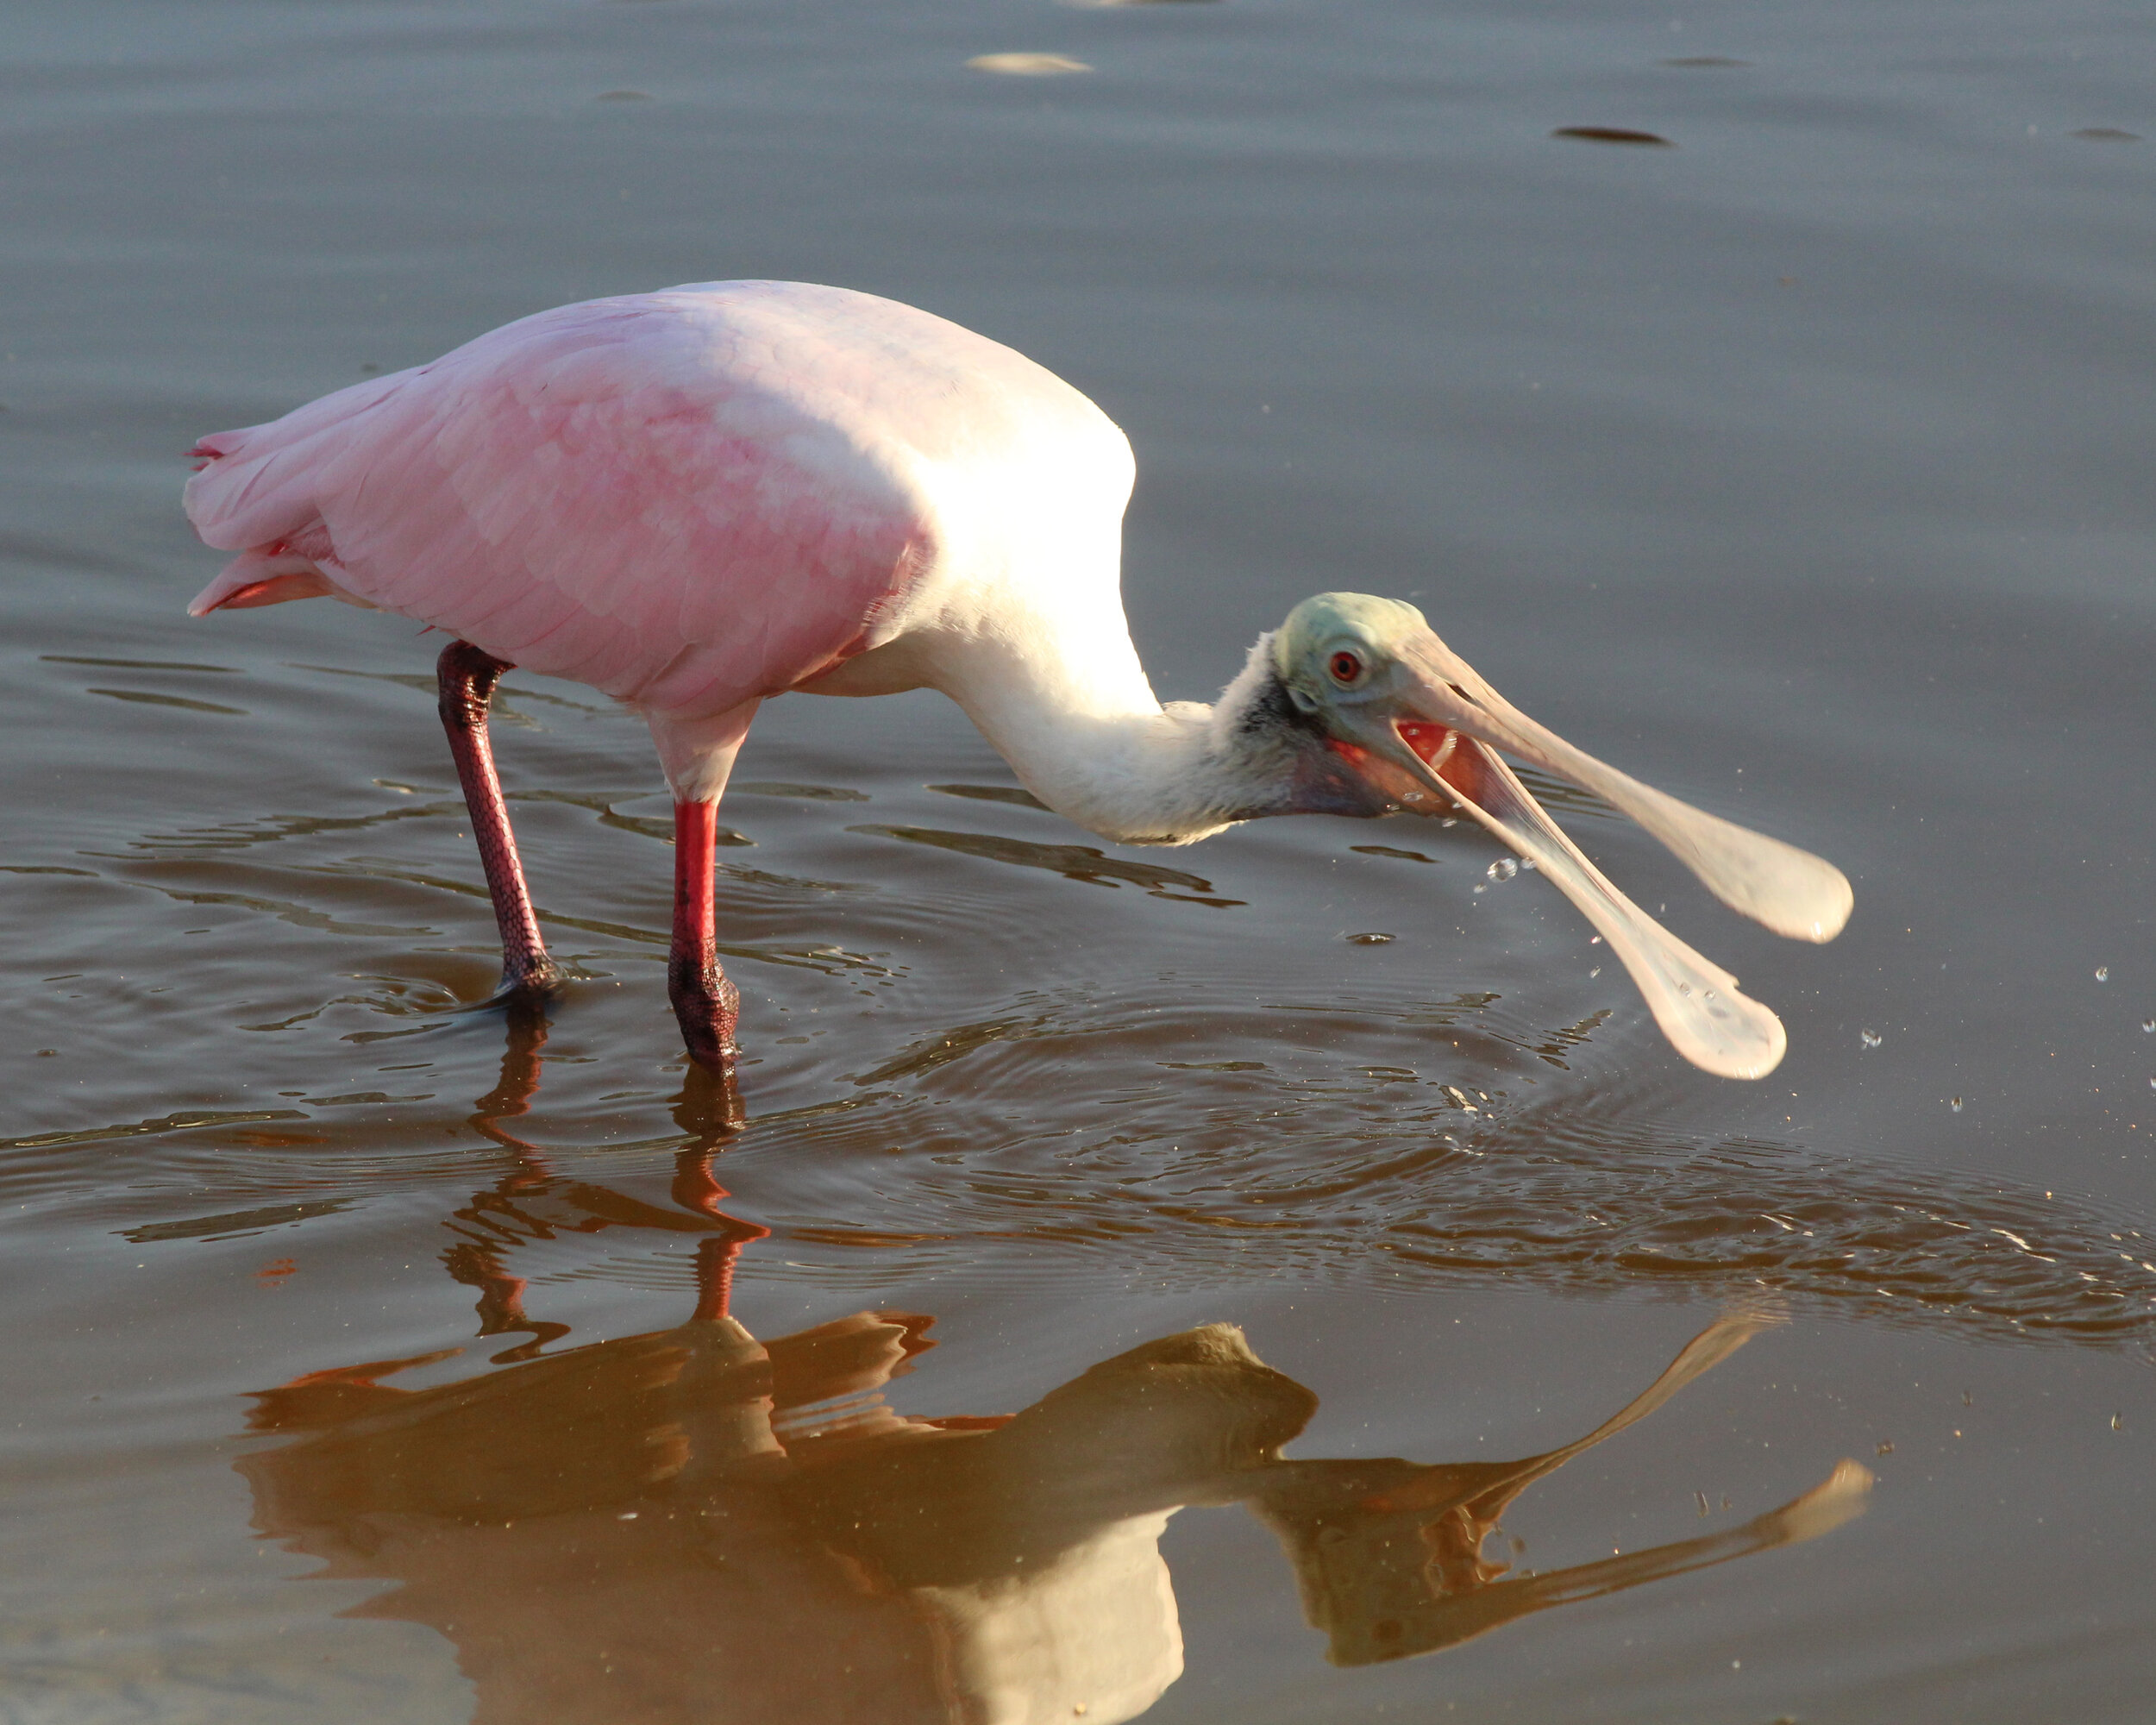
[1271,592,1432,696]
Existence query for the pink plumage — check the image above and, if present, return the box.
[185,280,1107,718]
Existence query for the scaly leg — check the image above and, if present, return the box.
[669,800,740,1072]
[436,640,561,998]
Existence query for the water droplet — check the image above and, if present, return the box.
[1486,858,1519,883]
[1589,967,1601,977]
[1519,857,1537,870]
[1861,1029,1883,1049]
[1677,982,1691,996]
[2112,1412,2125,1431]
[2096,966,2110,982]
[1703,989,1716,1000]
[1472,882,1486,894]
[1951,1097,1964,1113]
[2143,1020,2155,1034]
[1345,932,1395,945]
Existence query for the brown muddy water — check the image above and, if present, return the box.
[4,2,2154,1720]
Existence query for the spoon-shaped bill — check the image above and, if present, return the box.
[1363,1308,1786,1518]
[1397,633,1852,944]
[1430,737,1789,1079]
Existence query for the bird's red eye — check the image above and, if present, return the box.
[1329,650,1363,683]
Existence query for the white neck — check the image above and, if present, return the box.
[932,624,1302,846]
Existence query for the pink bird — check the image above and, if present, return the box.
[185,281,1850,1081]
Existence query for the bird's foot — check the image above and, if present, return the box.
[669,962,742,1076]
[467,953,567,1016]
[495,951,567,998]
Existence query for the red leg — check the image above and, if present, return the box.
[669,800,741,1072]
[436,641,561,998]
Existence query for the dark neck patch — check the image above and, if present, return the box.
[1223,668,1396,823]
[1235,670,1328,744]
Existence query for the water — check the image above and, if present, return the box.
[3,0,2153,1719]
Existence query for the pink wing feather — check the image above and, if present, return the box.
[185,282,1078,717]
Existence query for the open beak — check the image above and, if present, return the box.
[1327,630,1852,1080]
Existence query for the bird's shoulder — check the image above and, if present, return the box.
[414,282,1129,483]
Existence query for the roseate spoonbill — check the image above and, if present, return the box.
[184,280,1850,1080]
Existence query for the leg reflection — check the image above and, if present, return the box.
[674,1058,747,1143]
[442,1240,571,1365]
[444,1007,769,1350]
[467,994,552,1164]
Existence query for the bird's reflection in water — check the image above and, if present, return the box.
[239,1015,1871,1724]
